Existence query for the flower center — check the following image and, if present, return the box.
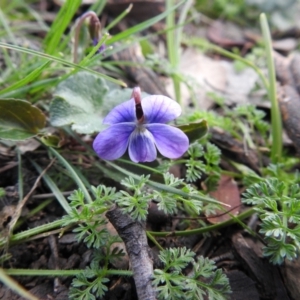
[132,87,144,123]
[135,102,143,121]
[135,123,146,133]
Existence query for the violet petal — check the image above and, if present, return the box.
[141,95,181,124]
[147,124,189,159]
[103,99,136,125]
[128,129,157,162]
[93,123,135,160]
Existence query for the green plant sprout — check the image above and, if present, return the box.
[59,173,228,298]
[243,178,300,264]
[153,247,231,300]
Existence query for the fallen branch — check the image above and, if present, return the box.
[106,206,156,300]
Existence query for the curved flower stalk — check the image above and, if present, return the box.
[93,87,189,163]
[73,11,105,63]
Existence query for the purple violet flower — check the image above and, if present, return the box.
[92,38,106,54]
[93,87,189,163]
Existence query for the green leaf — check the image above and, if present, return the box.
[44,0,82,55]
[40,134,61,147]
[177,120,208,143]
[0,98,46,140]
[50,72,148,134]
[50,72,109,134]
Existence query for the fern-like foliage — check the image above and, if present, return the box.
[234,104,269,137]
[154,173,204,216]
[243,178,300,264]
[153,247,231,300]
[185,142,221,191]
[116,175,154,221]
[115,173,209,220]
[69,263,109,300]
[62,185,119,248]
[68,235,126,299]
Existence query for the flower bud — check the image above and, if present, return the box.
[88,14,101,46]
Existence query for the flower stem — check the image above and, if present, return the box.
[148,207,255,237]
[73,11,100,63]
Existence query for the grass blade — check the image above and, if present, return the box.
[0,269,38,300]
[106,0,185,45]
[260,13,282,162]
[44,0,81,55]
[105,4,133,32]
[48,147,92,204]
[30,160,71,213]
[0,42,126,87]
[0,61,50,96]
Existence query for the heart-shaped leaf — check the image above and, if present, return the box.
[50,72,109,134]
[50,72,148,134]
[0,98,46,140]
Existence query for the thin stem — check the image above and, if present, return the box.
[0,219,65,248]
[173,0,194,105]
[4,269,133,277]
[30,159,71,213]
[0,42,126,87]
[48,147,93,204]
[106,161,228,207]
[282,202,288,243]
[14,199,52,230]
[166,0,181,104]
[260,13,282,163]
[117,158,164,174]
[176,0,193,47]
[90,0,107,14]
[146,231,163,251]
[0,269,38,300]
[73,11,99,63]
[148,207,255,237]
[104,4,133,31]
[106,1,185,46]
[80,33,109,64]
[17,149,23,201]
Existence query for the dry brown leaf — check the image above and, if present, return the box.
[206,175,241,224]
[166,49,227,109]
[166,48,258,109]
